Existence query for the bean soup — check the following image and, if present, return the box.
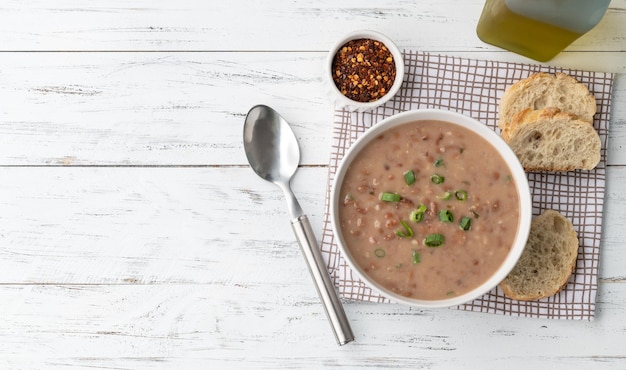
[338,120,520,300]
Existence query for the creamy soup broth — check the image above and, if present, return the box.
[338,120,520,300]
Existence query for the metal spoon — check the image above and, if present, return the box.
[243,104,354,345]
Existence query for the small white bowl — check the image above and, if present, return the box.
[326,30,405,112]
[330,109,532,308]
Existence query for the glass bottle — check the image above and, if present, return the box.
[476,0,611,62]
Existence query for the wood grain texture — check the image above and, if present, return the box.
[1,1,625,368]
[0,0,624,52]
[1,52,625,166]
[1,166,625,283]
[1,282,626,369]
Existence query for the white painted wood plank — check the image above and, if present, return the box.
[1,52,625,166]
[1,166,624,284]
[0,0,624,53]
[0,282,625,369]
[0,52,332,166]
[0,166,326,284]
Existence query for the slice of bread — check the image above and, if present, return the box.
[500,209,579,301]
[503,108,601,171]
[498,72,596,130]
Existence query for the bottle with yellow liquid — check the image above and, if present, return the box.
[476,0,611,62]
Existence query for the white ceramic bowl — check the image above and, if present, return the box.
[330,109,532,308]
[326,30,405,112]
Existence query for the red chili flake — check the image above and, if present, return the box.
[331,38,397,103]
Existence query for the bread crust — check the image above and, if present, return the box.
[501,107,564,142]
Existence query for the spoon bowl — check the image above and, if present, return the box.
[243,106,300,186]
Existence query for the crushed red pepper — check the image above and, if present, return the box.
[331,38,397,103]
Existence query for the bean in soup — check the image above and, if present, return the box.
[338,120,520,300]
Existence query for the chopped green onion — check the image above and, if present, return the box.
[447,291,456,296]
[395,263,403,269]
[438,191,452,200]
[434,158,444,167]
[460,216,472,231]
[431,174,445,184]
[471,210,480,219]
[410,210,424,223]
[438,209,454,223]
[412,250,421,264]
[380,192,401,202]
[404,170,416,186]
[424,233,445,247]
[455,190,468,201]
[395,220,414,238]
[374,248,386,258]
[409,204,427,223]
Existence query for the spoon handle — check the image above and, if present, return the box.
[291,215,355,345]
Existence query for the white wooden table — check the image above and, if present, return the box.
[1,1,625,368]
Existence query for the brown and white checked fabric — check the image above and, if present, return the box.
[320,50,615,320]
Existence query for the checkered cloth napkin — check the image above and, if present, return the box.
[320,50,614,320]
